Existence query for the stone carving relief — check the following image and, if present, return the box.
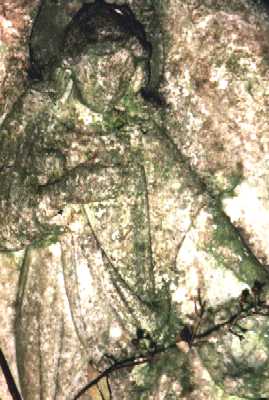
[1,1,269,399]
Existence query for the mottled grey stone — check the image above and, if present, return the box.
[1,1,269,399]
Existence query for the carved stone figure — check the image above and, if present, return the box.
[1,2,183,397]
[1,1,269,399]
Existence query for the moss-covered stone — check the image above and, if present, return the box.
[1,1,269,399]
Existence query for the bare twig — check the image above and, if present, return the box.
[73,283,269,399]
[72,354,156,400]
[0,347,22,400]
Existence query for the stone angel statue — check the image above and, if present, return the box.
[0,1,268,399]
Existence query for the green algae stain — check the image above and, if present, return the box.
[102,109,128,131]
[223,169,244,197]
[31,228,63,249]
[131,350,185,399]
[0,42,8,55]
[205,208,267,284]
[226,53,250,78]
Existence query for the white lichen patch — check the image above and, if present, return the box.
[109,323,123,340]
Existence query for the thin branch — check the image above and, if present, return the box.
[73,284,269,399]
[0,347,22,400]
[72,354,154,400]
[193,288,269,342]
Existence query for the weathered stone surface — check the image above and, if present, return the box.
[1,1,269,399]
[0,251,23,399]
[162,0,269,264]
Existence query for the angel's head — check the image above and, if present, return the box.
[60,1,151,112]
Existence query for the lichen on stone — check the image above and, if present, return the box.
[1,1,269,399]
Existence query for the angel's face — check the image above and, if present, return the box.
[69,41,146,113]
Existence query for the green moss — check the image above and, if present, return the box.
[211,163,244,198]
[224,170,243,196]
[131,350,185,399]
[103,109,128,131]
[180,358,196,396]
[102,87,150,133]
[226,53,248,77]
[198,342,226,383]
[122,92,142,115]
[204,209,267,284]
[31,229,61,249]
[0,42,8,55]
[146,286,182,343]
[205,175,239,198]
[199,338,269,399]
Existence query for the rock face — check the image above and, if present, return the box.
[1,1,269,399]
